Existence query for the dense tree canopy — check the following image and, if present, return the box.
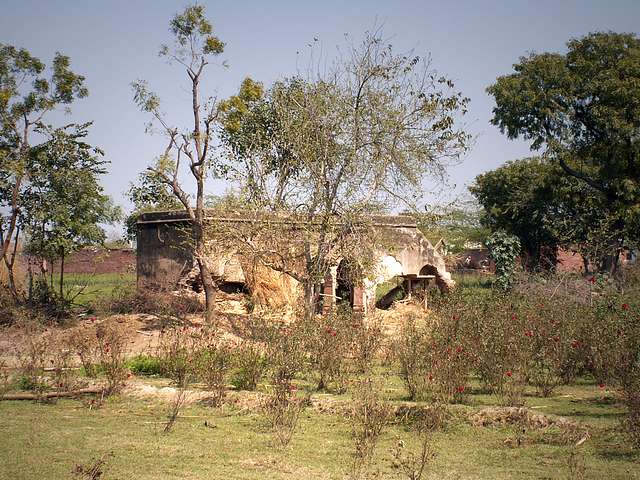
[0,43,89,296]
[471,156,623,273]
[22,123,120,296]
[487,32,640,266]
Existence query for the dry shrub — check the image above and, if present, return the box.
[0,359,12,396]
[156,325,202,388]
[66,325,99,377]
[351,314,384,375]
[391,413,440,480]
[566,449,586,480]
[242,262,301,310]
[303,305,355,392]
[164,387,190,433]
[13,320,51,394]
[155,325,216,431]
[395,311,430,400]
[349,378,392,478]
[72,452,113,479]
[103,287,203,316]
[263,382,308,447]
[196,327,232,407]
[261,318,308,446]
[49,331,85,394]
[95,323,128,394]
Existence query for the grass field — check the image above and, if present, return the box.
[0,375,638,480]
[53,272,136,306]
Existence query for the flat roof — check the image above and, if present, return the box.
[137,210,418,228]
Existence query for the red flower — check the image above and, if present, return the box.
[289,385,297,392]
[330,331,337,337]
[588,276,596,284]
[511,314,518,321]
[622,303,629,310]
[456,386,465,393]
[505,370,512,378]
[598,383,606,390]
[524,329,534,338]
[456,346,463,353]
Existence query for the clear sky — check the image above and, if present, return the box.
[2,0,639,234]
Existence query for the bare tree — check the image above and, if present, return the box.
[132,4,226,322]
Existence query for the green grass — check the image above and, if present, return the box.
[0,377,638,480]
[52,272,136,306]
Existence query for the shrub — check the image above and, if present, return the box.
[395,311,430,401]
[486,231,520,290]
[351,314,384,375]
[66,325,99,378]
[349,378,392,478]
[230,341,267,391]
[262,381,307,447]
[589,296,640,449]
[425,295,475,403]
[50,331,84,394]
[103,287,203,317]
[95,323,128,394]
[156,325,202,388]
[391,414,439,480]
[13,320,51,396]
[303,305,355,392]
[126,355,162,376]
[461,294,530,404]
[261,318,308,446]
[196,329,232,407]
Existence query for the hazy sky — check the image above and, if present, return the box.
[2,0,639,232]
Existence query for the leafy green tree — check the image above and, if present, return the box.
[131,4,226,322]
[471,158,562,270]
[124,169,181,242]
[0,43,88,296]
[22,123,120,299]
[417,201,489,255]
[471,156,623,273]
[487,32,640,271]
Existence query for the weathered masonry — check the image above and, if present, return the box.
[136,211,454,314]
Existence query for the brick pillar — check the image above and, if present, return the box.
[352,286,365,315]
[322,270,336,314]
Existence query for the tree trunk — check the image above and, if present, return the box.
[193,222,216,323]
[59,249,65,298]
[303,280,316,319]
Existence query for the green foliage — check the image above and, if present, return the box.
[124,168,182,241]
[487,32,640,256]
[23,123,119,262]
[485,231,521,289]
[219,33,471,315]
[126,355,162,376]
[0,43,89,298]
[471,156,625,272]
[229,341,267,391]
[417,201,489,254]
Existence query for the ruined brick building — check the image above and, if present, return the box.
[136,211,454,314]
